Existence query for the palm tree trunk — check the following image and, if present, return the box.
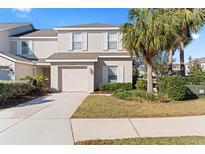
[168,48,173,76]
[147,63,153,93]
[179,41,186,76]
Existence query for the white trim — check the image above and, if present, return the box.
[35,62,50,66]
[103,32,108,51]
[68,32,73,50]
[10,37,57,40]
[45,59,98,62]
[82,32,88,51]
[99,55,131,58]
[0,53,34,65]
[53,27,120,31]
[0,53,16,62]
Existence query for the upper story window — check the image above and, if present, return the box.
[73,33,82,50]
[108,66,118,82]
[108,32,117,50]
[21,41,29,55]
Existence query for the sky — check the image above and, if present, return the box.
[0,8,204,63]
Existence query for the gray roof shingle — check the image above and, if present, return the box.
[0,22,32,31]
[57,23,119,28]
[11,29,57,37]
[47,52,130,61]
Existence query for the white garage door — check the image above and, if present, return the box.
[0,67,12,80]
[61,67,88,91]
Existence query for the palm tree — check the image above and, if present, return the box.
[121,9,177,93]
[175,9,205,76]
[157,9,179,76]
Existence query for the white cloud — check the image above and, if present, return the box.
[12,8,32,19]
[192,33,200,40]
[12,8,32,13]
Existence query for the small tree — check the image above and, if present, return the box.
[152,51,170,77]
[188,59,203,75]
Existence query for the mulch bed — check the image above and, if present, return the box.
[0,91,50,110]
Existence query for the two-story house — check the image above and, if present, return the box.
[0,23,132,92]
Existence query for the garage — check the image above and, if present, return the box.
[0,66,13,80]
[61,66,88,91]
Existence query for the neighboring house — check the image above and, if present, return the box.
[186,57,205,75]
[0,23,132,92]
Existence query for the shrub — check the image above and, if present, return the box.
[21,75,48,91]
[157,76,190,101]
[112,89,156,101]
[0,80,34,102]
[135,79,146,91]
[100,83,132,92]
[184,75,205,85]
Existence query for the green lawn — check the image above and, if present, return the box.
[72,95,205,118]
[75,136,205,145]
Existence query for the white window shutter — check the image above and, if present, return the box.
[68,32,73,50]
[117,32,123,51]
[117,66,124,82]
[17,41,21,55]
[102,32,108,51]
[82,32,87,51]
[28,41,33,55]
[102,66,108,83]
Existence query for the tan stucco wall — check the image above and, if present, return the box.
[0,25,33,53]
[50,62,94,92]
[57,30,120,52]
[0,56,15,80]
[50,59,132,92]
[10,39,57,59]
[33,39,57,58]
[15,63,34,80]
[94,58,133,89]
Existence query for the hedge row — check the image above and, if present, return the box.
[112,89,156,101]
[184,75,205,85]
[157,76,198,101]
[0,80,34,101]
[100,83,132,92]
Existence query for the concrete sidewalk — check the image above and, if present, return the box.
[71,116,205,142]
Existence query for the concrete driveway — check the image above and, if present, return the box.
[0,92,88,145]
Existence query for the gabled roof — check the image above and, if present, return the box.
[57,23,119,28]
[46,52,131,62]
[0,51,33,65]
[0,22,32,31]
[11,29,57,38]
[54,23,120,30]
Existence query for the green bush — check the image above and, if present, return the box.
[135,79,146,91]
[0,80,34,102]
[112,89,156,101]
[112,89,133,100]
[100,83,132,92]
[21,75,48,91]
[157,76,191,101]
[184,75,205,85]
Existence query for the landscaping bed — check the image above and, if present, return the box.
[72,95,205,118]
[75,136,205,145]
[0,91,49,110]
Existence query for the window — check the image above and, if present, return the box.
[108,32,117,50]
[21,41,29,55]
[73,33,82,50]
[108,66,117,82]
